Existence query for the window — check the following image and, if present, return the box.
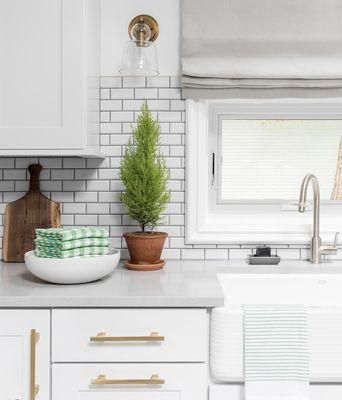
[186,99,342,244]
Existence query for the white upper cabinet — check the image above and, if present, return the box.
[0,0,102,157]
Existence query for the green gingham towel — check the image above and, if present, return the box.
[243,304,309,400]
[36,227,109,242]
[35,246,109,259]
[35,237,109,251]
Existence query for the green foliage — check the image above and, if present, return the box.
[119,102,170,232]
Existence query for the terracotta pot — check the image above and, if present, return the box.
[123,231,168,271]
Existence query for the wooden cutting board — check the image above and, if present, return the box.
[3,164,61,262]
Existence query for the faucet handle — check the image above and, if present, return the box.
[334,232,340,247]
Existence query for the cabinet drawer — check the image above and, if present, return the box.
[52,309,207,362]
[52,363,207,400]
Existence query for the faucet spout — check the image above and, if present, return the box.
[298,174,320,239]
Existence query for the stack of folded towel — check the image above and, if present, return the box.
[34,227,110,258]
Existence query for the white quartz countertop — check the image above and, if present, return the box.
[1,259,341,308]
[0,261,224,308]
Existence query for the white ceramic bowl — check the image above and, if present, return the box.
[24,249,120,284]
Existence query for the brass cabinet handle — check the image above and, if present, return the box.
[91,374,165,385]
[90,331,164,342]
[30,329,40,400]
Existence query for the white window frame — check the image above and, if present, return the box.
[186,98,342,244]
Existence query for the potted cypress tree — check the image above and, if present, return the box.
[119,102,170,271]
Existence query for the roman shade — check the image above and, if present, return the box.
[182,0,342,99]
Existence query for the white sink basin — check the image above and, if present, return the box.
[218,272,341,307]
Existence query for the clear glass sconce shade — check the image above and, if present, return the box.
[119,39,159,76]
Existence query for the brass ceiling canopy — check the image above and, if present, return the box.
[128,15,159,43]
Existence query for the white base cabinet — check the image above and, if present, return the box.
[0,0,102,158]
[0,310,50,400]
[53,364,207,400]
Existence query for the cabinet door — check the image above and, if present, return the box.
[0,310,50,400]
[0,0,85,150]
[53,364,207,400]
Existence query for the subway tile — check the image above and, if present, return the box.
[101,123,122,134]
[63,180,86,191]
[63,158,86,168]
[40,181,62,191]
[99,214,122,225]
[159,88,182,99]
[100,112,110,122]
[16,157,39,168]
[229,248,252,260]
[181,249,205,260]
[100,88,110,99]
[135,88,158,99]
[158,111,182,122]
[170,100,186,110]
[98,169,119,180]
[0,181,15,191]
[74,215,98,226]
[205,249,229,260]
[61,215,74,225]
[170,76,181,87]
[100,76,122,88]
[111,88,134,99]
[3,169,26,180]
[39,158,62,168]
[101,100,122,111]
[110,111,134,122]
[87,203,110,214]
[87,180,110,191]
[51,192,74,202]
[74,192,98,202]
[74,169,98,180]
[63,203,86,214]
[51,169,74,180]
[123,76,146,88]
[0,158,15,168]
[15,181,28,191]
[276,248,301,260]
[146,76,169,87]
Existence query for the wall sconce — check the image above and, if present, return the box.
[119,15,159,76]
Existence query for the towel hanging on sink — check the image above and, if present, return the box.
[243,304,309,400]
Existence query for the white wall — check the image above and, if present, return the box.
[101,0,181,76]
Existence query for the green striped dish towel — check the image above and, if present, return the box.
[36,227,109,242]
[243,305,309,400]
[35,246,109,259]
[35,237,109,251]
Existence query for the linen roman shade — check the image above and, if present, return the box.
[182,0,342,99]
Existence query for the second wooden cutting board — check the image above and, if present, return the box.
[3,164,61,262]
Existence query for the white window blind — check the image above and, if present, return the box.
[219,119,342,201]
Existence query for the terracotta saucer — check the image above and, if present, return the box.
[124,259,165,271]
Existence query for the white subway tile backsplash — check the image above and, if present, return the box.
[135,88,158,99]
[158,111,182,122]
[123,76,146,88]
[63,158,86,168]
[110,111,134,122]
[146,76,169,87]
[111,88,134,99]
[159,88,181,99]
[63,203,86,214]
[74,215,98,226]
[101,100,122,111]
[0,158,15,168]
[0,76,308,261]
[100,77,122,88]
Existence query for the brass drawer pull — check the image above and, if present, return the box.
[91,374,165,385]
[30,329,40,400]
[90,331,164,342]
